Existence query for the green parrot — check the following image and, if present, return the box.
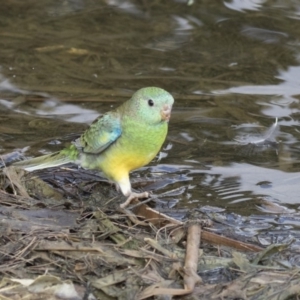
[13,87,174,208]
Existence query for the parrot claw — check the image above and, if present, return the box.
[120,191,149,209]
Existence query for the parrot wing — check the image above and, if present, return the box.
[74,111,122,154]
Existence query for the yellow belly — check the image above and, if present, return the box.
[99,147,155,182]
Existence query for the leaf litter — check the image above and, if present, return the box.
[0,165,299,299]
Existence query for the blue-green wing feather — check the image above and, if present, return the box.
[74,111,122,154]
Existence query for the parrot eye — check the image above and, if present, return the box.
[148,99,154,107]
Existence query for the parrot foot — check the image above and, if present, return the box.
[120,191,149,209]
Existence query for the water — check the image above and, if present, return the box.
[1,1,300,225]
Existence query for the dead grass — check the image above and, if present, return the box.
[0,166,299,300]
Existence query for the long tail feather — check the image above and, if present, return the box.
[12,151,74,172]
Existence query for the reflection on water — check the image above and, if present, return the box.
[218,66,300,104]
[1,1,300,222]
[224,0,265,12]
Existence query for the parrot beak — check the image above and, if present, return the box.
[161,104,172,122]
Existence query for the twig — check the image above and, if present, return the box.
[183,222,202,291]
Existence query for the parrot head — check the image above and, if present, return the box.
[128,87,174,125]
